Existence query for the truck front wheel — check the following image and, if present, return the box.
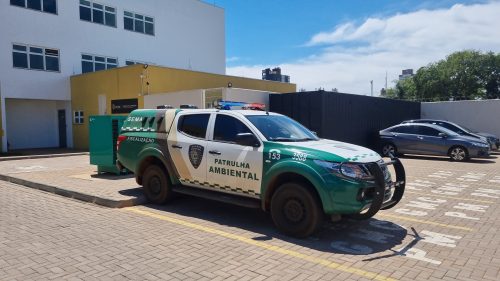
[142,165,172,204]
[270,183,322,238]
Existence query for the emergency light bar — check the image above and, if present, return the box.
[217,100,266,111]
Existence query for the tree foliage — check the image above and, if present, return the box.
[381,50,500,101]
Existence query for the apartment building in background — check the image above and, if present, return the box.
[0,0,225,151]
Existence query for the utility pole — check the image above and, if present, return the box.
[370,80,373,96]
[385,71,388,90]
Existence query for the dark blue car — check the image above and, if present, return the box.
[402,119,499,150]
[380,123,490,161]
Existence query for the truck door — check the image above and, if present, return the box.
[167,113,210,186]
[206,113,263,198]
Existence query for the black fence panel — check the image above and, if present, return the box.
[270,91,421,149]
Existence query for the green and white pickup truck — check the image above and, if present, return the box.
[117,109,405,237]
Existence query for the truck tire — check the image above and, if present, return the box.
[142,165,172,204]
[270,182,322,238]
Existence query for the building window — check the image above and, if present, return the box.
[12,44,60,72]
[79,0,116,27]
[124,11,154,35]
[10,0,57,14]
[74,111,84,124]
[81,54,117,73]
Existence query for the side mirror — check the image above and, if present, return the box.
[235,133,260,147]
[438,132,447,138]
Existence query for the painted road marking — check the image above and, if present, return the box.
[124,207,396,281]
[377,214,473,231]
[405,191,494,204]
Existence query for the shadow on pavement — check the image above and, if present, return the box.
[145,194,407,255]
[91,173,135,180]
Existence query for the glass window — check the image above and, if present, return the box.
[74,111,84,124]
[80,0,115,27]
[246,115,318,142]
[124,11,154,35]
[29,53,44,70]
[79,4,91,21]
[135,18,144,33]
[178,114,210,139]
[81,53,117,73]
[12,44,59,72]
[105,11,116,27]
[13,51,28,68]
[391,125,417,134]
[214,115,253,143]
[92,10,104,24]
[82,61,93,73]
[145,22,154,35]
[11,0,56,14]
[42,0,56,13]
[11,0,25,8]
[417,126,440,136]
[45,56,59,71]
[27,0,41,11]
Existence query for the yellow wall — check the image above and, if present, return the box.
[71,65,296,149]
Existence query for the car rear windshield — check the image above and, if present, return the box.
[246,115,318,142]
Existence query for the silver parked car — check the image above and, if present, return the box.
[380,123,490,161]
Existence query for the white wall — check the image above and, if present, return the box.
[5,99,71,150]
[144,90,204,109]
[422,100,500,137]
[0,0,224,151]
[223,88,271,108]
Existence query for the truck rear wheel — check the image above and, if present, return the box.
[142,165,172,204]
[270,183,322,238]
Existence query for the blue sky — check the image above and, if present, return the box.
[206,0,499,94]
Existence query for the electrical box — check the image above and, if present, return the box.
[89,115,128,174]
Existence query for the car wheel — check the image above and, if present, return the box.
[382,143,397,157]
[270,182,323,238]
[142,165,172,204]
[449,146,469,162]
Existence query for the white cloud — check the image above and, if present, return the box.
[227,2,500,95]
[226,56,240,63]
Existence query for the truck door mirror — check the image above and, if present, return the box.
[235,133,260,147]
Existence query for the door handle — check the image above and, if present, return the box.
[171,144,182,149]
[209,150,221,155]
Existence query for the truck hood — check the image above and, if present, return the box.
[277,139,382,163]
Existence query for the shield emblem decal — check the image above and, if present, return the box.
[188,145,204,169]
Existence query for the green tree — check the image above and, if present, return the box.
[385,50,500,101]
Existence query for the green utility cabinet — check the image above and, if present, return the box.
[89,115,128,174]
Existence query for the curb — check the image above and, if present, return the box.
[0,152,90,162]
[0,174,147,208]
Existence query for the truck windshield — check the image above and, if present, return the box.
[246,115,319,142]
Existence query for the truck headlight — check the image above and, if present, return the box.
[314,160,374,180]
[340,163,374,180]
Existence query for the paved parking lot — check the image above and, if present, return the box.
[1,153,499,280]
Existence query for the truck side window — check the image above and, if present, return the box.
[178,114,210,139]
[214,115,253,143]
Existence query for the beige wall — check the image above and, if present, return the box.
[422,100,500,137]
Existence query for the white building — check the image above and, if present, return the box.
[0,0,225,151]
